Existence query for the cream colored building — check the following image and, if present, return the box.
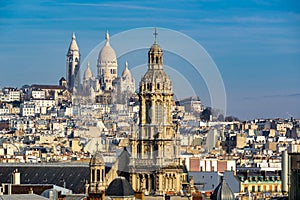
[86,151,107,195]
[129,38,183,195]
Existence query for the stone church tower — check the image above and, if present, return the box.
[66,33,80,91]
[129,34,182,195]
[87,151,106,194]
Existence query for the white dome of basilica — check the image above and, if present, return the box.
[98,31,117,65]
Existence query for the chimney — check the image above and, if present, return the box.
[29,187,33,194]
[12,169,20,185]
[49,190,53,200]
[282,150,289,194]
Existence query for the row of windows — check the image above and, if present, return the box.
[149,55,162,64]
[100,68,117,75]
[68,57,79,62]
[145,83,161,91]
[91,169,105,182]
[145,101,169,124]
[244,185,279,193]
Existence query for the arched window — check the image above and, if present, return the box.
[92,170,95,182]
[102,169,104,182]
[146,101,151,123]
[155,101,163,123]
[97,169,100,182]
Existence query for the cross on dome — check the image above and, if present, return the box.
[153,28,158,44]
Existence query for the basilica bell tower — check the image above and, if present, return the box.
[66,33,80,91]
[129,30,182,195]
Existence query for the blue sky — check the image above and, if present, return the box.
[0,0,300,119]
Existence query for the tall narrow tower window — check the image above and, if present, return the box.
[146,100,151,124]
[97,169,100,182]
[155,101,163,124]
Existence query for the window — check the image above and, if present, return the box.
[155,101,163,123]
[102,170,104,182]
[146,101,151,123]
[97,169,100,181]
[252,186,255,192]
[92,170,95,182]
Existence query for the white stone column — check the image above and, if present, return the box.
[150,143,153,159]
[148,174,151,192]
[141,141,144,159]
[100,169,102,183]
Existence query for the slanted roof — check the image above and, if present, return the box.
[31,84,66,90]
[0,194,48,200]
[0,164,89,194]
[117,147,130,179]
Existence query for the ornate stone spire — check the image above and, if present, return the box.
[122,61,131,78]
[68,32,79,52]
[84,62,93,80]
